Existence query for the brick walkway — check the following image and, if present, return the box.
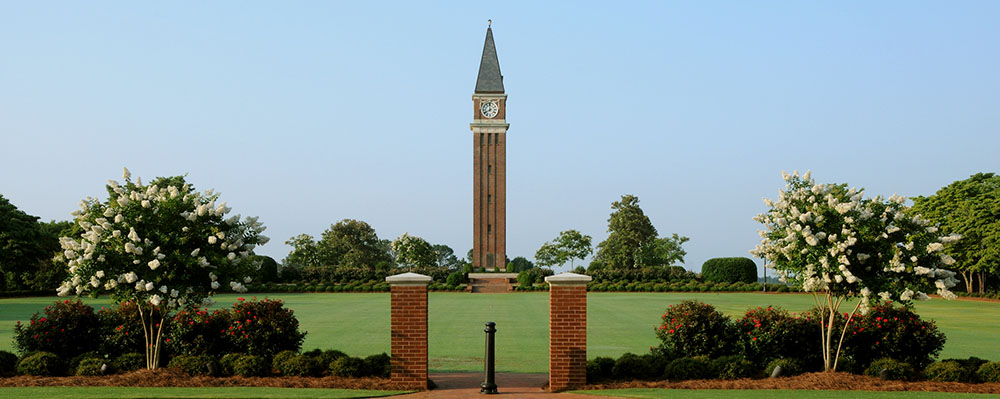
[393,373,615,398]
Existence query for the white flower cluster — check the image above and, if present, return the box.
[56,167,267,307]
[751,171,959,309]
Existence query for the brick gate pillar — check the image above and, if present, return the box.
[386,272,432,390]
[545,272,592,392]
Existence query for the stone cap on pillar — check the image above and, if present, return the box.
[544,272,592,286]
[386,272,432,286]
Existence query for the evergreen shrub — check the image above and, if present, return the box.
[701,257,757,284]
[924,361,969,382]
[655,300,738,358]
[364,353,391,378]
[611,353,652,380]
[842,303,946,371]
[75,358,106,376]
[14,299,102,359]
[586,357,616,382]
[17,352,64,376]
[232,354,268,377]
[111,353,145,373]
[863,358,915,381]
[765,358,803,377]
[664,357,711,380]
[168,354,218,376]
[977,362,1000,383]
[0,350,17,377]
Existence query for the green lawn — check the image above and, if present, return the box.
[0,387,406,398]
[574,389,999,399]
[1,292,998,373]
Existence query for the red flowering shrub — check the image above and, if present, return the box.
[841,302,945,370]
[226,297,306,359]
[98,301,166,360]
[735,305,822,370]
[654,300,737,358]
[165,307,234,357]
[13,299,102,359]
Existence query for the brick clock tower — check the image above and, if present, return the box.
[471,23,508,271]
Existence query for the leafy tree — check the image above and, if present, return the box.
[391,233,436,268]
[641,233,690,266]
[751,171,959,371]
[507,256,535,273]
[255,255,279,283]
[24,220,75,291]
[282,234,320,268]
[432,244,460,268]
[316,219,392,270]
[911,173,1000,294]
[0,195,49,291]
[57,168,268,369]
[594,195,657,269]
[535,230,593,269]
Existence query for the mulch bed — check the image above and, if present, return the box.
[0,368,411,390]
[585,372,1000,394]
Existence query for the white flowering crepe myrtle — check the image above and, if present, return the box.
[56,168,269,369]
[751,171,959,372]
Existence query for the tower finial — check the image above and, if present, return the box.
[488,19,492,28]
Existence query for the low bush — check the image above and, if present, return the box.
[364,353,391,378]
[736,306,820,369]
[710,356,756,379]
[664,357,711,381]
[111,352,145,373]
[924,361,969,382]
[586,357,616,382]
[842,303,946,371]
[330,356,366,377]
[68,352,103,375]
[14,299,103,360]
[864,358,915,381]
[0,350,17,377]
[940,357,989,382]
[17,352,64,376]
[446,271,465,287]
[272,350,298,374]
[232,354,269,377]
[75,358,107,376]
[228,297,306,359]
[168,354,218,376]
[612,353,653,381]
[167,307,233,357]
[765,358,803,377]
[977,362,1000,383]
[701,257,757,284]
[220,353,243,376]
[277,355,320,377]
[655,300,738,358]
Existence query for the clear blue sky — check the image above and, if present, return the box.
[2,2,998,274]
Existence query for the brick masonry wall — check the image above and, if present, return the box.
[549,285,587,391]
[390,285,428,390]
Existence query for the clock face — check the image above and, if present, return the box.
[480,100,499,119]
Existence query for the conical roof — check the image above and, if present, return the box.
[475,27,504,93]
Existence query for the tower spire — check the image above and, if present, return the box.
[475,24,504,93]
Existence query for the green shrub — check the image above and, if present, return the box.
[330,356,366,378]
[14,299,103,360]
[111,352,145,373]
[220,353,243,376]
[976,362,1000,383]
[863,358,914,381]
[664,357,711,380]
[278,355,320,377]
[75,358,107,376]
[17,352,64,376]
[940,357,988,382]
[736,306,821,370]
[446,271,465,287]
[842,303,946,371]
[68,351,103,375]
[765,358,803,377]
[168,354,218,376]
[364,353,391,378]
[0,350,17,377]
[710,356,757,379]
[586,357,616,382]
[655,300,738,358]
[232,354,269,377]
[272,350,298,374]
[228,297,306,359]
[517,270,537,288]
[701,257,757,284]
[924,361,969,382]
[306,349,347,370]
[612,353,653,381]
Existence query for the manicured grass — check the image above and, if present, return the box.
[2,292,999,373]
[573,388,998,398]
[0,386,407,398]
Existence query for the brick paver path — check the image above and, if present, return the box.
[393,373,615,398]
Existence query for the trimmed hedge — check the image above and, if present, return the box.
[17,352,64,376]
[864,358,915,381]
[701,257,757,284]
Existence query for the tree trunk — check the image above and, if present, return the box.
[979,271,986,295]
[961,271,973,294]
